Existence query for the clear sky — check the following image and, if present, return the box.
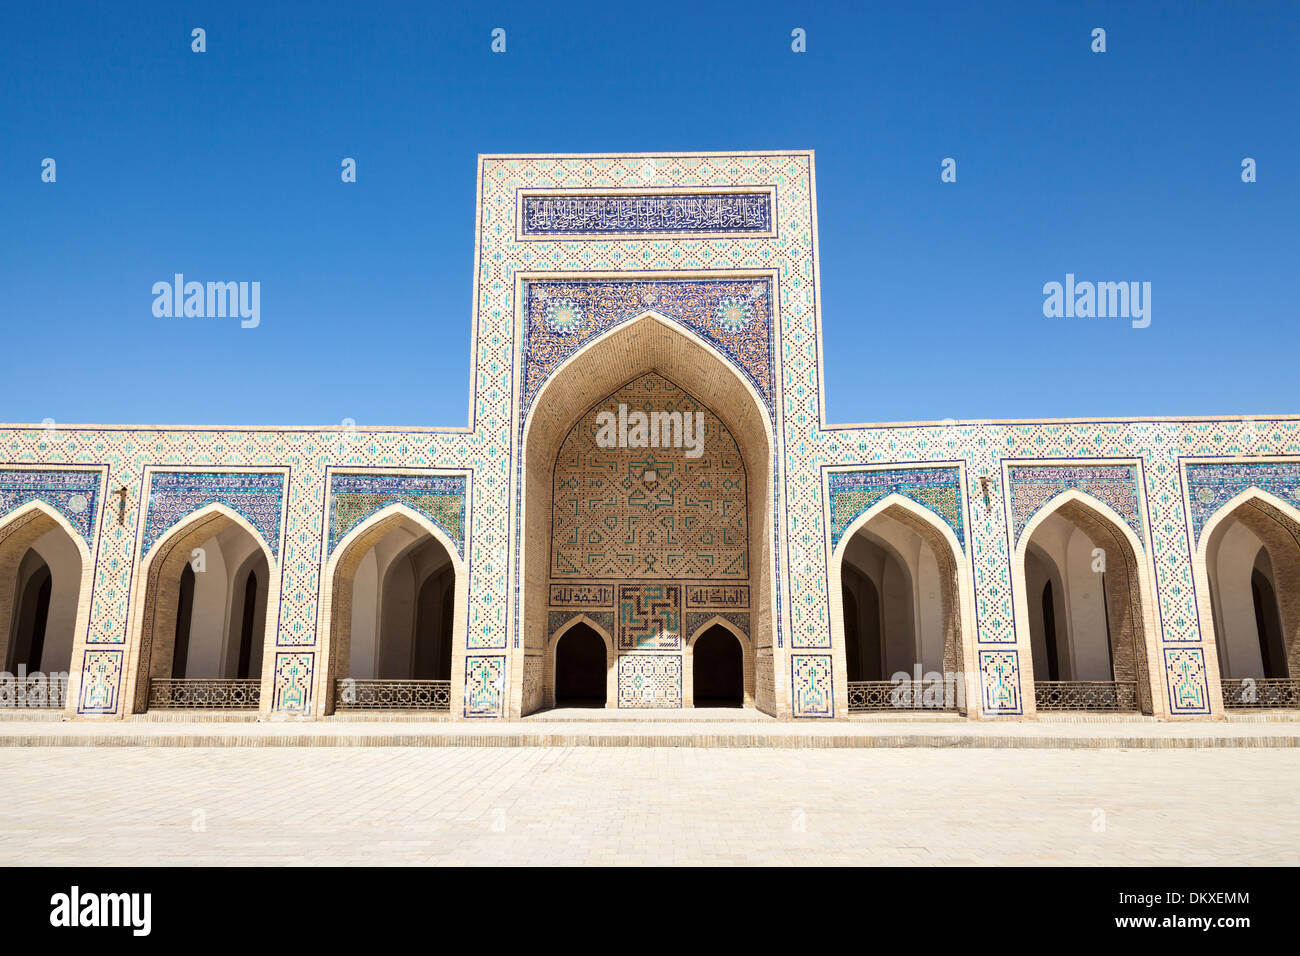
[2,1,1296,428]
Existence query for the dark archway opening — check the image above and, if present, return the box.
[555,624,606,707]
[413,568,455,681]
[842,566,883,682]
[1252,568,1289,679]
[171,564,196,679]
[1041,580,1060,682]
[7,557,51,672]
[693,625,743,707]
[236,570,258,679]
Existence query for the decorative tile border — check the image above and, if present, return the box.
[548,610,614,642]
[1164,646,1210,715]
[1184,461,1300,546]
[1007,463,1143,545]
[979,649,1022,716]
[517,187,776,239]
[791,654,834,718]
[271,652,313,714]
[0,468,102,547]
[548,584,614,608]
[464,655,506,718]
[828,466,965,551]
[686,611,749,640]
[520,276,775,422]
[142,471,286,559]
[617,584,681,650]
[617,654,682,708]
[328,472,467,557]
[77,648,121,714]
[685,584,749,609]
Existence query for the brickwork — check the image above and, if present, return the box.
[0,152,1296,720]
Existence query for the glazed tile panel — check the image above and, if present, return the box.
[0,153,1296,719]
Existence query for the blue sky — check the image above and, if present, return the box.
[2,1,1296,427]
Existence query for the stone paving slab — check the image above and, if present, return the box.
[2,747,1298,865]
[1,716,1298,748]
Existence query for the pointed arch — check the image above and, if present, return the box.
[1193,486,1300,563]
[123,501,281,714]
[828,490,976,715]
[1193,486,1300,700]
[0,500,94,712]
[1012,488,1164,715]
[316,501,467,715]
[514,306,778,718]
[544,613,615,708]
[684,614,754,707]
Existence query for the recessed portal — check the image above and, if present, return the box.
[555,623,607,707]
[692,625,743,707]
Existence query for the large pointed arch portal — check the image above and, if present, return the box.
[512,276,779,717]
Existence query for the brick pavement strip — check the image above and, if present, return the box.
[0,716,1299,748]
[0,747,1297,865]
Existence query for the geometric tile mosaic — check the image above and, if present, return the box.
[521,277,776,422]
[518,191,774,238]
[0,469,102,547]
[551,373,747,580]
[827,466,965,550]
[617,584,681,650]
[1183,460,1300,546]
[617,654,682,708]
[1007,463,1143,544]
[141,471,286,559]
[3,152,1298,720]
[327,472,467,557]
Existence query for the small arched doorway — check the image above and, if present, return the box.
[692,625,743,707]
[554,623,607,707]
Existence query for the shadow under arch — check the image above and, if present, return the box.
[316,501,467,716]
[514,308,777,717]
[0,500,95,712]
[828,491,976,716]
[684,614,754,707]
[546,613,615,708]
[123,501,280,714]
[1194,486,1300,701]
[1013,488,1164,716]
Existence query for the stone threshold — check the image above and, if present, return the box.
[0,720,1297,749]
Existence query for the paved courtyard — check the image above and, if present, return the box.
[1,746,1297,865]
